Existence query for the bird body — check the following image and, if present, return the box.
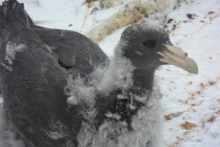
[0,1,198,147]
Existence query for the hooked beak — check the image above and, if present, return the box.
[157,44,198,74]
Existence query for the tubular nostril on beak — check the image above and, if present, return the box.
[163,44,187,59]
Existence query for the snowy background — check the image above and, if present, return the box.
[0,0,220,147]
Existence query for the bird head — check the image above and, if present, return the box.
[117,23,198,74]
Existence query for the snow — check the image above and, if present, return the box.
[0,0,220,146]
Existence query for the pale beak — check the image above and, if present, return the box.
[157,44,198,74]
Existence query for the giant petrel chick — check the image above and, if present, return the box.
[0,0,198,147]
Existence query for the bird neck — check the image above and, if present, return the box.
[132,67,155,91]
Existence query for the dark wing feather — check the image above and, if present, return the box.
[31,25,108,77]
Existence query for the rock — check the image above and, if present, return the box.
[156,0,183,11]
[87,0,158,42]
[87,0,183,42]
[99,0,123,9]
[90,6,99,14]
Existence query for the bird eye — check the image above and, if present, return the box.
[142,40,156,48]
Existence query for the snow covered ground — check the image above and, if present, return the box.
[0,0,220,147]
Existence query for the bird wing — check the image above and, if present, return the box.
[31,25,109,77]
